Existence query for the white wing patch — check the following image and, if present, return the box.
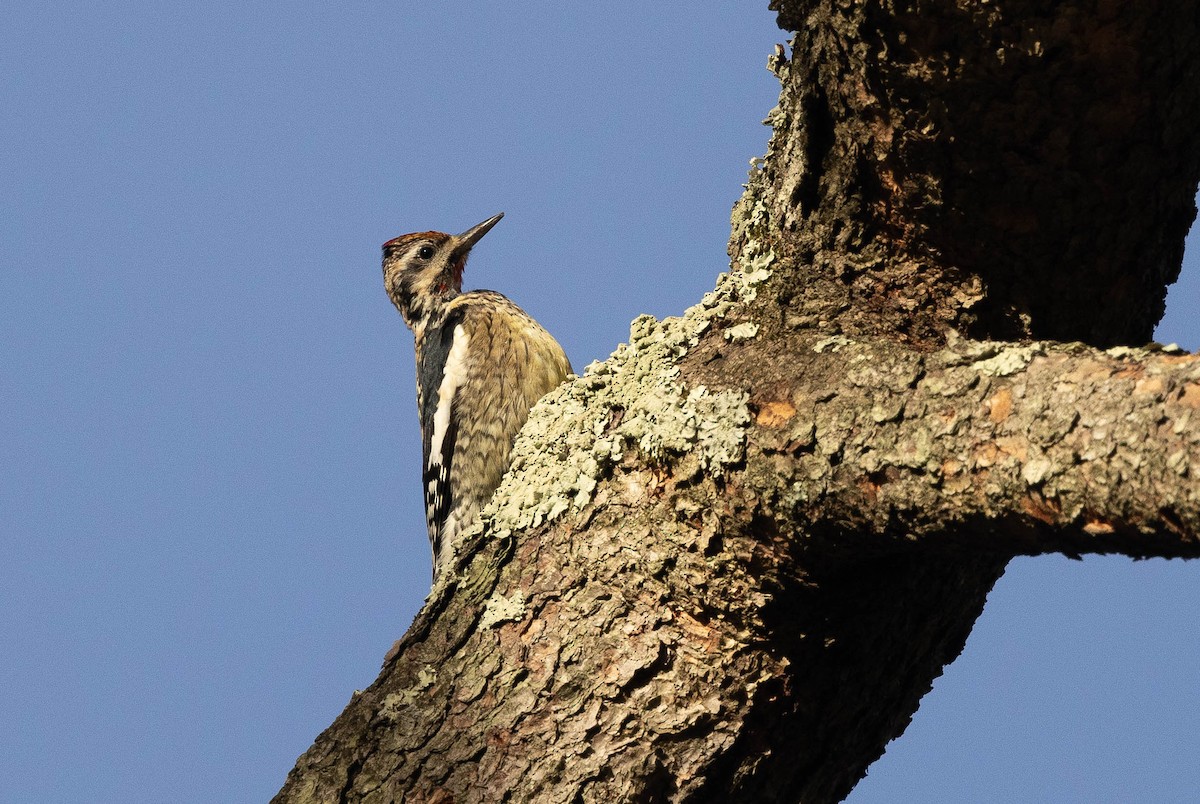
[429,324,470,469]
[427,324,470,550]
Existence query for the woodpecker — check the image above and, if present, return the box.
[382,213,572,580]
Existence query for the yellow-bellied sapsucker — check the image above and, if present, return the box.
[382,213,572,580]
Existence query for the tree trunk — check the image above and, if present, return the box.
[274,2,1200,802]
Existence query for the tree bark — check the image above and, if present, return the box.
[275,2,1200,802]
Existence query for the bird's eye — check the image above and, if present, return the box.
[417,246,435,260]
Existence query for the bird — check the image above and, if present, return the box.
[382,213,572,580]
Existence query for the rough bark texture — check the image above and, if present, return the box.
[275,2,1200,802]
[757,0,1200,348]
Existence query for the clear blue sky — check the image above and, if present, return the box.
[2,4,1197,802]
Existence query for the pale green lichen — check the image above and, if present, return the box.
[1166,450,1189,476]
[971,345,1042,376]
[724,322,760,342]
[1107,343,1190,361]
[684,250,774,321]
[1105,346,1139,360]
[378,666,440,713]
[479,591,526,629]
[813,335,852,353]
[1021,456,1054,485]
[478,252,766,541]
[381,672,431,712]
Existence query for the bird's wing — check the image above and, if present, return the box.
[416,307,467,555]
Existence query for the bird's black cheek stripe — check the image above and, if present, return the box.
[394,276,422,317]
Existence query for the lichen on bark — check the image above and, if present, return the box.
[476,256,776,549]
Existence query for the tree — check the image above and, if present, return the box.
[274,2,1200,801]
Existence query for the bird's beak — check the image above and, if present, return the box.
[453,212,504,256]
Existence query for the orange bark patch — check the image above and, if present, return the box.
[1180,383,1200,409]
[755,400,797,428]
[973,442,998,467]
[994,436,1028,463]
[1161,354,1199,366]
[987,387,1013,423]
[675,610,722,654]
[1021,493,1060,525]
[857,475,880,503]
[1133,376,1166,397]
[974,437,1028,467]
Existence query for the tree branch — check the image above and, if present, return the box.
[275,2,1200,801]
[689,330,1200,559]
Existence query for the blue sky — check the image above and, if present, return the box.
[2,4,1197,802]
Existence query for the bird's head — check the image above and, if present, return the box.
[382,212,504,330]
